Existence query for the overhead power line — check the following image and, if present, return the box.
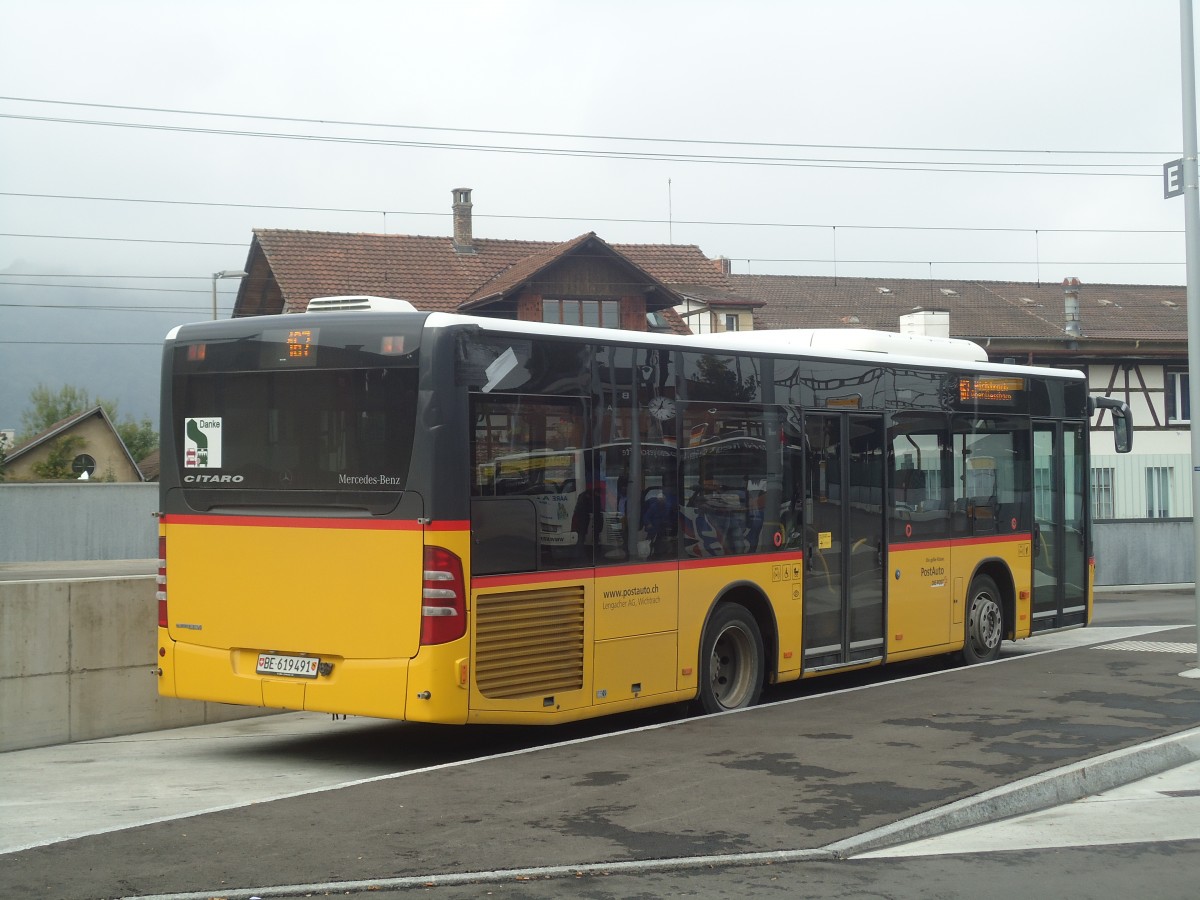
[0,110,1164,176]
[0,282,210,294]
[0,95,1176,157]
[0,232,245,247]
[0,302,212,313]
[0,112,1156,176]
[0,235,1183,269]
[0,272,213,280]
[0,193,1184,236]
[0,340,163,346]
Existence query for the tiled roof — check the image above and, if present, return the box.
[705,275,1188,344]
[6,406,106,460]
[137,448,161,481]
[463,233,596,307]
[245,229,730,315]
[674,283,765,309]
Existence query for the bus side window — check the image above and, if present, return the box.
[470,498,538,576]
[469,393,588,571]
[953,415,1030,537]
[889,413,949,542]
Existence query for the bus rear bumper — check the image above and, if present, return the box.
[159,636,418,721]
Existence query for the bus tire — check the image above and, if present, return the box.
[962,574,1004,664]
[696,604,765,714]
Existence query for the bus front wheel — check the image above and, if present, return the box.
[962,575,1004,664]
[696,604,765,714]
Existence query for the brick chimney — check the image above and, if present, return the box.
[452,187,475,254]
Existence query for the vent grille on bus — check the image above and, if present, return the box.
[474,585,585,699]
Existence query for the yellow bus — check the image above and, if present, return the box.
[156,303,1131,723]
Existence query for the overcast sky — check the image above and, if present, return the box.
[2,0,1198,431]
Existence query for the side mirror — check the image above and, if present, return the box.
[1090,396,1133,453]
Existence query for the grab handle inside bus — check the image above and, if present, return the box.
[1088,396,1133,453]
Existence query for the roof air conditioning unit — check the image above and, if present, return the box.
[305,296,417,313]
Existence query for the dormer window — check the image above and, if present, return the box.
[543,298,621,328]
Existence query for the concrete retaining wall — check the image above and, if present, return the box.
[0,574,268,753]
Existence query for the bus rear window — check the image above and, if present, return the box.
[176,367,417,493]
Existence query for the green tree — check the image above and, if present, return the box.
[18,383,159,463]
[116,417,159,462]
[31,435,86,480]
[19,384,99,439]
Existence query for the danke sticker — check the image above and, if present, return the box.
[183,418,222,468]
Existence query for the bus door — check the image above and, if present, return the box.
[1031,421,1089,631]
[802,412,886,669]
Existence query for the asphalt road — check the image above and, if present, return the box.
[1,589,1198,900]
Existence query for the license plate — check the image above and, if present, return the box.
[256,653,319,679]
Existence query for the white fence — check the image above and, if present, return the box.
[1091,453,1192,521]
[0,483,158,563]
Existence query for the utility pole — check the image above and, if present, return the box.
[1178,0,1200,677]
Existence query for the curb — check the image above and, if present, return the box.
[826,725,1200,858]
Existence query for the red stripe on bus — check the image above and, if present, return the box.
[953,532,1032,547]
[890,533,1031,552]
[473,553,808,588]
[161,514,449,531]
[473,568,594,589]
[680,552,805,571]
[597,560,685,578]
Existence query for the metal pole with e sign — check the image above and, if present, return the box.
[1176,0,1200,677]
[1165,157,1185,198]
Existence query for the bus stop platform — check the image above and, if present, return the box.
[3,623,1199,899]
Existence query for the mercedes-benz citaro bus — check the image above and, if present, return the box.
[156,296,1132,724]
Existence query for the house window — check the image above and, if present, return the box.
[1090,466,1114,519]
[1166,370,1190,424]
[1146,466,1172,518]
[724,314,740,332]
[542,299,620,329]
[72,454,96,477]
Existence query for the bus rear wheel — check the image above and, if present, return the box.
[962,574,1004,664]
[696,604,765,715]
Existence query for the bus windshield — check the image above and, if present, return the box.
[177,367,418,493]
[168,315,424,511]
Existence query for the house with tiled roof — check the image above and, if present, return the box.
[2,407,143,483]
[233,188,734,333]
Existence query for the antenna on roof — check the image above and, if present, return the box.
[832,226,838,287]
[667,178,673,244]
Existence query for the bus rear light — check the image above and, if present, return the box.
[421,546,466,645]
[157,535,168,629]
